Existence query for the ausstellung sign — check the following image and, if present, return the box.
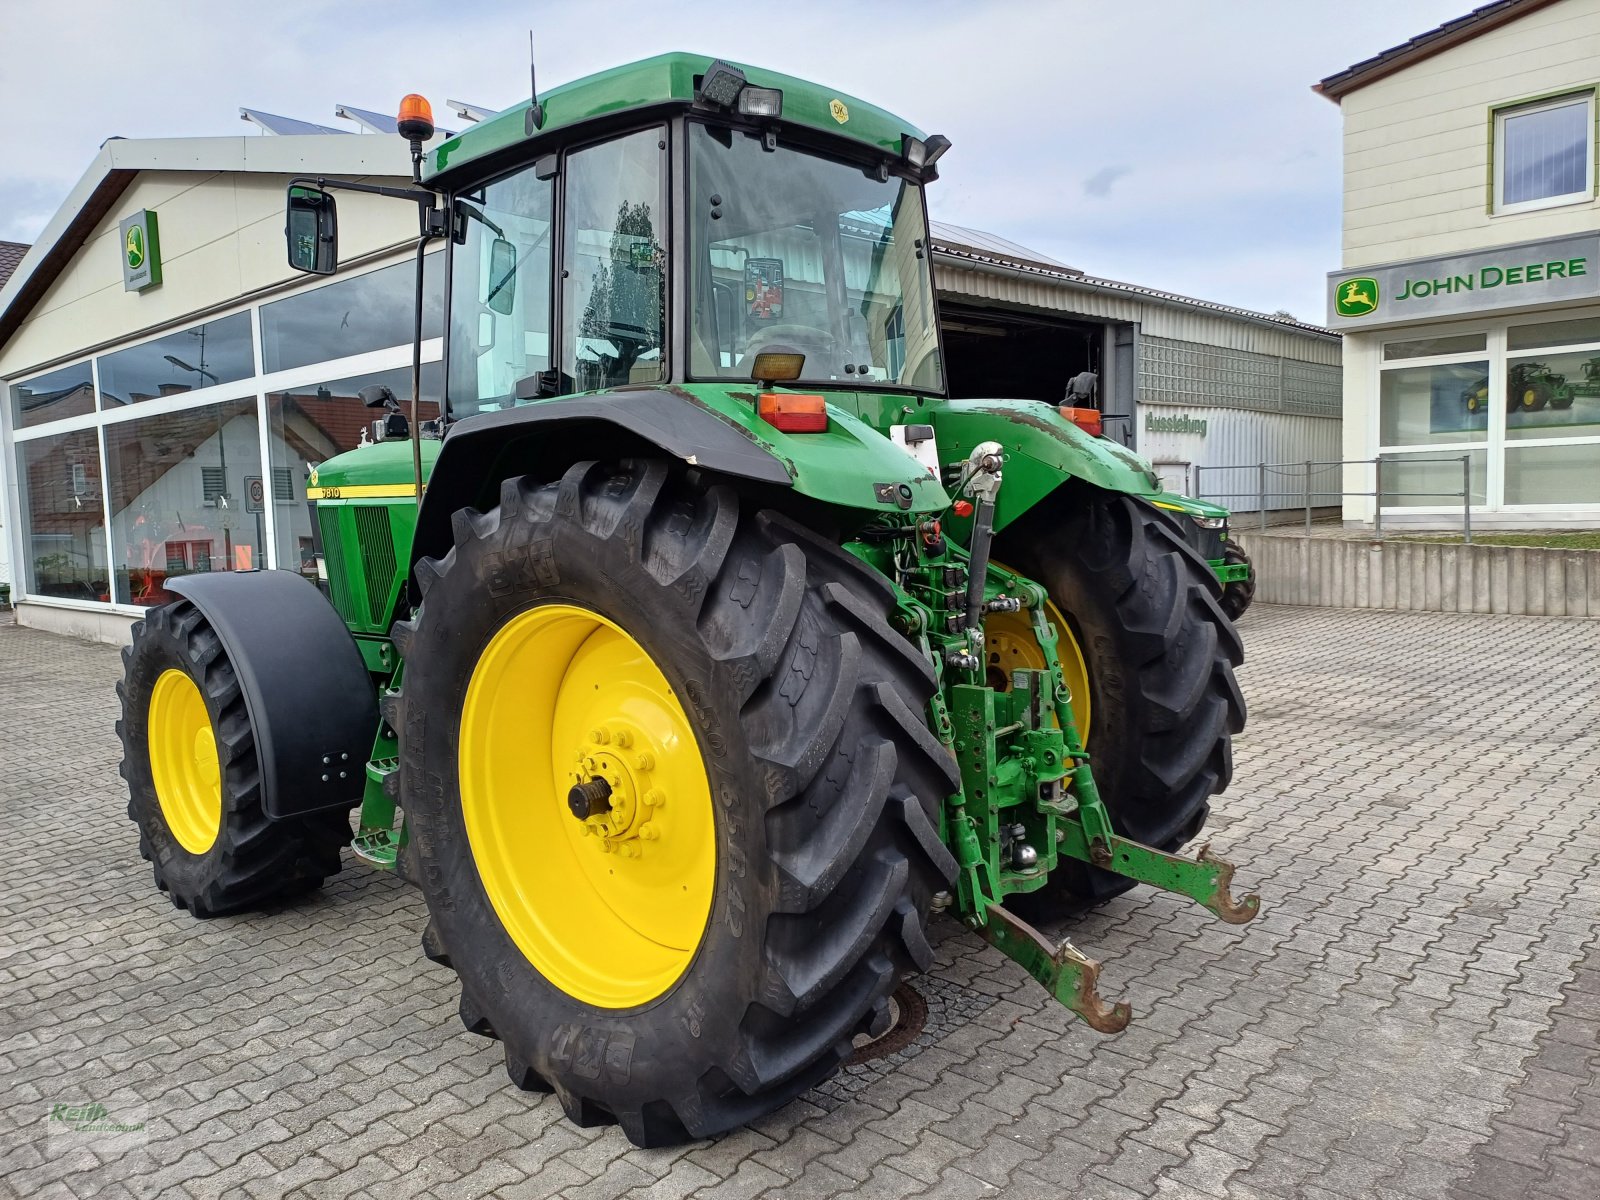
[1326,233,1600,329]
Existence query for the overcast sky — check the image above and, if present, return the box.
[1,0,1472,324]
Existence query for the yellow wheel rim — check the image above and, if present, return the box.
[1523,388,1538,409]
[984,564,1091,739]
[147,668,222,855]
[459,604,715,1009]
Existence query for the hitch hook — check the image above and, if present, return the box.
[1197,842,1261,925]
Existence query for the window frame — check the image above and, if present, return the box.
[1492,88,1598,216]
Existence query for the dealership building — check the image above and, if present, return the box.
[1320,0,1600,527]
[0,110,1338,642]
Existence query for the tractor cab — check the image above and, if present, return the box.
[290,55,949,429]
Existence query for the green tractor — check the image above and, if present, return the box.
[1152,492,1254,620]
[116,54,1254,1145]
[1465,361,1577,414]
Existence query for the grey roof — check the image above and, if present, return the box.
[928,223,1335,339]
[0,241,28,292]
[1315,0,1556,100]
[929,221,1079,275]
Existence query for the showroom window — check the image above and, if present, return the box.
[14,426,106,600]
[260,255,442,373]
[1376,339,1490,509]
[6,251,442,610]
[1493,90,1596,214]
[11,360,95,430]
[103,397,262,606]
[265,361,441,576]
[1378,310,1600,511]
[97,312,255,407]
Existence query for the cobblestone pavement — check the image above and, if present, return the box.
[2,603,1599,1200]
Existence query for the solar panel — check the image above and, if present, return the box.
[335,105,399,135]
[447,100,496,124]
[239,108,350,136]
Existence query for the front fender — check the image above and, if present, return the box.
[928,399,1160,532]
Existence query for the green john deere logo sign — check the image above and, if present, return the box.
[1335,277,1379,318]
[118,210,162,292]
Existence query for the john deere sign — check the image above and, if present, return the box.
[119,210,162,292]
[1327,233,1600,329]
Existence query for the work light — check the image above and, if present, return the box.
[697,61,747,108]
[737,87,783,118]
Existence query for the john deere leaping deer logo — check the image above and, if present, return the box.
[125,225,146,271]
[1335,277,1379,318]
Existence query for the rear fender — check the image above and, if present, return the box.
[928,399,1160,533]
[408,386,948,591]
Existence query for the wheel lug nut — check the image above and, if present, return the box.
[639,823,659,840]
[644,788,666,809]
[613,729,633,748]
[620,844,640,858]
[589,728,609,744]
[635,752,655,771]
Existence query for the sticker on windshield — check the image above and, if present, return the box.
[829,99,849,124]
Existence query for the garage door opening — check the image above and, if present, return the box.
[941,304,1104,404]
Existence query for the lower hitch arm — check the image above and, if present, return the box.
[979,903,1131,1033]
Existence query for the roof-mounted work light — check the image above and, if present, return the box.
[697,60,747,108]
[737,86,783,118]
[698,61,784,119]
[902,133,952,170]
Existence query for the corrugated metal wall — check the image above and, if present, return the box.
[1142,407,1344,512]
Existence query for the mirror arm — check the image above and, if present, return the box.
[287,175,438,207]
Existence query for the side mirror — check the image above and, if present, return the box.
[286,186,338,275]
[485,237,517,316]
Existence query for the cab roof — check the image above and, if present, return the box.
[425,52,926,184]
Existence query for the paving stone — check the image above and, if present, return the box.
[5,606,1600,1200]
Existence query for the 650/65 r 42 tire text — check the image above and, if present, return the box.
[392,459,959,1146]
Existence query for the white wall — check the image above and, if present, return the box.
[1340,0,1600,266]
[0,165,418,381]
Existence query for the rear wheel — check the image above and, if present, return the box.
[117,601,350,916]
[997,488,1245,908]
[395,460,957,1145]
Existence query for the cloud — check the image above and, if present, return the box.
[0,0,1476,323]
[1083,166,1131,198]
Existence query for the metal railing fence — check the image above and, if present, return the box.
[1193,455,1475,543]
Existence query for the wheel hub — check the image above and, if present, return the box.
[568,722,669,856]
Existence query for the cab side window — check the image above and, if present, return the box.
[561,128,668,390]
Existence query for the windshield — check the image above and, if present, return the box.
[688,123,942,390]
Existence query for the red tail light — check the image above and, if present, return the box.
[1059,406,1103,437]
[758,393,828,433]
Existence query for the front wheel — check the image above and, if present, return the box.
[997,488,1245,908]
[117,601,350,916]
[1217,537,1256,621]
[394,460,957,1145]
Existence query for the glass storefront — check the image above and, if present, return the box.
[104,397,262,605]
[6,252,442,610]
[1376,307,1600,513]
[16,427,106,600]
[265,362,441,575]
